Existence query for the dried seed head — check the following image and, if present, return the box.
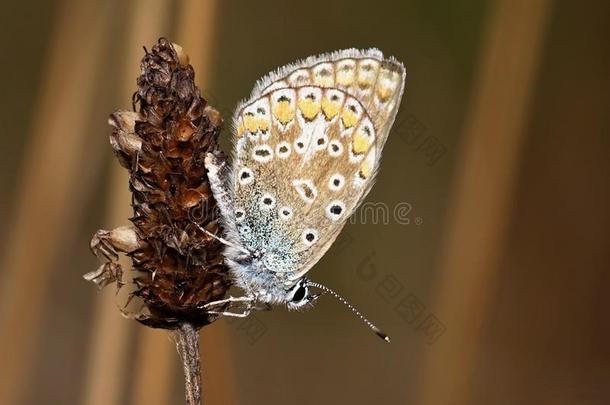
[171,42,190,66]
[87,38,231,329]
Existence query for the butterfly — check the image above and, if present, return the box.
[201,49,405,342]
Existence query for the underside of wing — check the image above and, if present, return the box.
[239,48,406,155]
[227,49,406,281]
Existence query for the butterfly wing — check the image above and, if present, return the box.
[226,49,405,282]
[250,48,405,157]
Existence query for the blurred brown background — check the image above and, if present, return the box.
[1,0,609,404]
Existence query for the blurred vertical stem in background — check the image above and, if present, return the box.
[0,1,113,404]
[417,0,552,404]
[85,38,231,405]
[82,2,171,404]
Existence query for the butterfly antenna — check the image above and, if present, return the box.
[193,223,251,255]
[306,281,391,343]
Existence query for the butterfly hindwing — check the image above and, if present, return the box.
[227,49,405,281]
[251,49,405,156]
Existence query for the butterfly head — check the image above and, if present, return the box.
[286,278,321,310]
[226,248,317,307]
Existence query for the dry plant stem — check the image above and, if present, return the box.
[175,323,203,405]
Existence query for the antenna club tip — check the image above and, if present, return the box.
[307,281,390,343]
[375,330,391,343]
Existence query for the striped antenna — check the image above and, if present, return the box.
[306,281,390,343]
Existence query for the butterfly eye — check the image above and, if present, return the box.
[235,209,246,222]
[292,285,307,302]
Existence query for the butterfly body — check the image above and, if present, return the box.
[205,48,405,317]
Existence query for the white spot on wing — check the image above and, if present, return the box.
[326,201,346,221]
[294,137,307,154]
[279,206,293,220]
[301,228,319,246]
[328,174,345,191]
[276,141,291,158]
[293,179,317,203]
[328,140,343,157]
[238,167,254,185]
[259,193,276,210]
[314,133,328,151]
[252,144,273,163]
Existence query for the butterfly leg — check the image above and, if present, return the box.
[200,295,255,310]
[207,309,251,318]
[207,297,256,317]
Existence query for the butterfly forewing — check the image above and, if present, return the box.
[228,49,405,281]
